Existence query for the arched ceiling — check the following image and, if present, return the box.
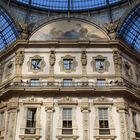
[15,0,126,11]
[118,4,140,52]
[0,7,19,52]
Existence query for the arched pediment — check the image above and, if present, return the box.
[30,19,110,41]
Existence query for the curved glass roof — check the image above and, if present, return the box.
[16,0,126,11]
[0,7,19,52]
[118,4,140,52]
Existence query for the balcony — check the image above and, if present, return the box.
[0,81,140,95]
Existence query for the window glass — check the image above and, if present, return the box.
[97,79,105,86]
[30,79,40,86]
[63,59,73,70]
[118,5,140,52]
[0,8,18,52]
[0,112,4,128]
[98,108,110,135]
[63,79,72,87]
[16,0,123,11]
[95,59,105,70]
[31,59,42,70]
[25,108,37,134]
[62,108,72,134]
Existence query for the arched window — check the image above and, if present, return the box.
[0,7,19,52]
[118,5,140,52]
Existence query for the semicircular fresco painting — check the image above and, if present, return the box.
[30,20,109,41]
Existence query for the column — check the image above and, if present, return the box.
[81,100,90,140]
[6,98,19,140]
[117,98,130,140]
[45,102,54,140]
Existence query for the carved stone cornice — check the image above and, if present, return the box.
[58,96,78,105]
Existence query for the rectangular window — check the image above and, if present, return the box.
[63,59,73,70]
[0,112,4,129]
[25,108,37,134]
[95,59,105,70]
[30,79,40,86]
[132,112,137,130]
[98,108,110,135]
[63,79,72,87]
[62,108,72,134]
[31,59,41,70]
[97,79,105,86]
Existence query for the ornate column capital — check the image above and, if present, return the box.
[116,98,129,112]
[81,103,90,112]
[45,106,55,112]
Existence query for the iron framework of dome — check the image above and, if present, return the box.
[0,7,19,52]
[118,4,140,52]
[15,0,126,11]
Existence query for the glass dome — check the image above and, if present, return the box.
[0,7,19,52]
[118,4,140,52]
[15,0,126,11]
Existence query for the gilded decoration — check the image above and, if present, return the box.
[124,61,133,79]
[59,55,78,73]
[15,51,24,65]
[91,55,110,73]
[27,55,45,73]
[5,61,14,79]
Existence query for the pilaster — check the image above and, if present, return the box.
[81,98,90,140]
[117,98,130,140]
